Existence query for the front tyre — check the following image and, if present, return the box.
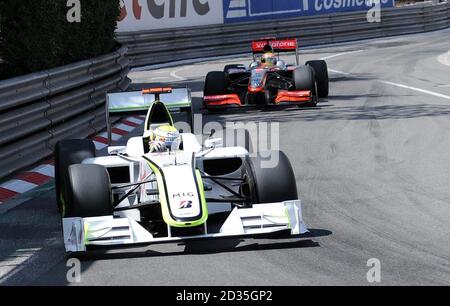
[242,151,298,205]
[55,139,95,215]
[64,164,113,218]
[204,71,228,96]
[204,71,229,112]
[306,60,329,98]
[293,65,315,92]
[293,65,318,107]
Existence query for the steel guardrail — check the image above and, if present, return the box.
[116,2,450,67]
[0,2,448,180]
[0,47,130,179]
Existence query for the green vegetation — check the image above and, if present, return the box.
[0,0,120,79]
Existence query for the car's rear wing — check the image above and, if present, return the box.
[252,38,299,65]
[105,87,192,144]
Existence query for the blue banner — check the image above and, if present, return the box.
[223,0,395,23]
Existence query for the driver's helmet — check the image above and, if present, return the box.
[261,52,277,67]
[150,125,180,151]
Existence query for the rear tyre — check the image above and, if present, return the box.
[55,140,96,215]
[242,151,298,205]
[64,164,113,218]
[306,60,329,98]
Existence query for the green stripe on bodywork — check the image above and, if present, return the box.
[193,169,209,227]
[60,192,66,217]
[84,223,90,245]
[285,207,291,230]
[143,103,176,133]
[145,161,172,226]
[145,159,208,228]
[163,169,208,228]
[110,102,191,113]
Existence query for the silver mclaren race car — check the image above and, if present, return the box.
[203,38,329,111]
[55,87,308,254]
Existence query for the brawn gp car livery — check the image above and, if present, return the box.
[55,88,308,253]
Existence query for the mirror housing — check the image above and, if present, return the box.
[108,146,126,155]
[204,138,223,149]
[208,129,216,138]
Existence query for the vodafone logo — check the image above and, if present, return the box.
[252,39,298,52]
[253,42,267,49]
[271,41,296,48]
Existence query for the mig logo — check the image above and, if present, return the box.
[179,200,193,209]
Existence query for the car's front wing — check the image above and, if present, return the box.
[62,200,308,253]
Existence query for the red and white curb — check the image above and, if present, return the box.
[0,116,145,205]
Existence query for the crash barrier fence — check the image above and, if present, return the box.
[0,47,130,179]
[0,2,449,180]
[117,1,450,67]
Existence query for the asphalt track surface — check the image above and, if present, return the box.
[1,29,450,286]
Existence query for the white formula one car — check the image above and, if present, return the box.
[55,88,308,254]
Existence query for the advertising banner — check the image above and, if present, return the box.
[117,0,224,32]
[223,0,395,23]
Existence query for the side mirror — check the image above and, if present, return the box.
[208,129,216,138]
[108,146,126,155]
[204,138,222,149]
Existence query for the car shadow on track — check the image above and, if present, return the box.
[329,75,374,83]
[213,103,450,123]
[129,80,344,123]
[75,240,317,261]
[72,228,332,261]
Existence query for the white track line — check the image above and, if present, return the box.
[437,51,450,67]
[150,77,170,81]
[329,68,450,101]
[328,68,353,76]
[380,81,450,101]
[0,248,42,281]
[170,68,187,81]
[130,28,450,72]
[130,54,253,72]
[321,50,364,61]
